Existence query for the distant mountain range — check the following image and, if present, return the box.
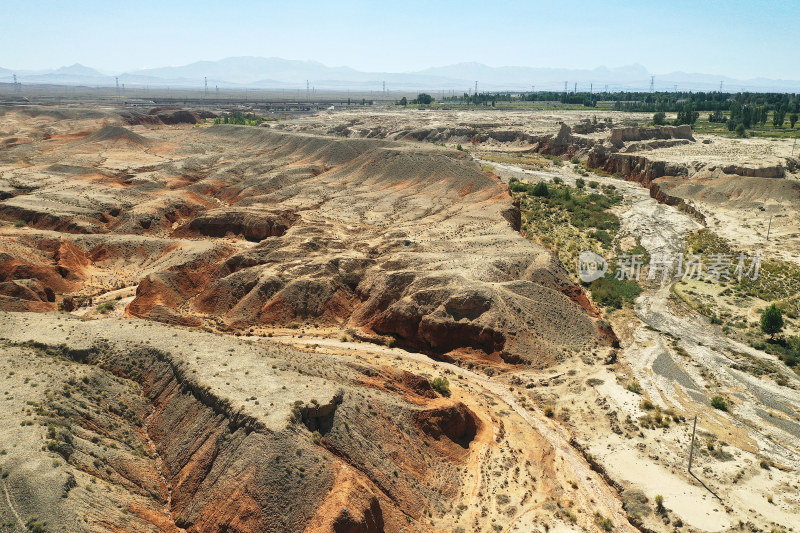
[1,57,797,92]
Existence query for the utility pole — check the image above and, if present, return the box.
[382,80,386,95]
[649,75,655,93]
[115,77,119,100]
[306,80,310,102]
[687,415,723,500]
[688,416,698,472]
[767,215,773,241]
[574,82,577,93]
[590,83,593,94]
[475,80,478,95]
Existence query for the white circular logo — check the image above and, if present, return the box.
[578,251,608,283]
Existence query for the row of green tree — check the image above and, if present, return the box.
[418,90,799,113]
[213,111,270,126]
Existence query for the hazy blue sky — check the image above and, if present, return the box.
[2,0,796,79]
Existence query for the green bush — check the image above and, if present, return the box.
[711,396,728,411]
[575,177,586,189]
[590,229,613,247]
[655,494,665,514]
[531,182,550,198]
[431,377,450,396]
[14,219,26,228]
[95,302,115,314]
[588,275,642,310]
[760,304,784,338]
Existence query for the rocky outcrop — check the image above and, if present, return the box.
[572,119,610,135]
[609,125,694,145]
[180,207,299,241]
[331,497,384,533]
[587,147,706,224]
[415,403,479,448]
[720,164,785,178]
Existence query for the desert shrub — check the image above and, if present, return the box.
[655,494,665,514]
[25,516,48,533]
[14,219,26,227]
[431,377,450,396]
[622,489,650,519]
[596,516,614,532]
[95,302,114,314]
[575,177,586,189]
[711,396,728,411]
[626,382,642,394]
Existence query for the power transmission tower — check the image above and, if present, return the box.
[674,84,678,93]
[115,77,120,100]
[590,83,593,94]
[306,80,310,102]
[13,73,19,92]
[719,81,723,92]
[574,82,577,93]
[649,75,654,92]
[564,81,568,93]
[204,77,208,97]
[604,84,608,93]
[475,80,478,95]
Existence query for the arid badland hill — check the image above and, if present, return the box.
[1,104,798,533]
